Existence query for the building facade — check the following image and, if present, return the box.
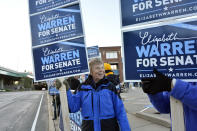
[99,46,123,82]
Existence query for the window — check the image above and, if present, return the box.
[106,51,118,59]
[111,65,117,70]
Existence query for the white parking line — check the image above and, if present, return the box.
[140,107,150,112]
[31,94,44,131]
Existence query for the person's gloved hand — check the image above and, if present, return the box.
[141,69,172,94]
[63,79,70,91]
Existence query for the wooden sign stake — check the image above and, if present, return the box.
[170,96,185,131]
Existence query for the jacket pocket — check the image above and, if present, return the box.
[81,92,93,118]
[99,91,115,117]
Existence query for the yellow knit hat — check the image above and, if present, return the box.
[104,63,112,70]
[104,63,113,76]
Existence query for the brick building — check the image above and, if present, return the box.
[99,46,123,82]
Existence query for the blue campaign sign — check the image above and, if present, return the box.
[123,20,197,81]
[30,4,83,47]
[49,86,59,95]
[29,0,78,15]
[121,0,197,26]
[87,46,99,59]
[69,111,82,130]
[32,37,89,81]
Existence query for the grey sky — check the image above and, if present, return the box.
[0,0,121,72]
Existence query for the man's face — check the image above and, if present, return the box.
[91,64,105,83]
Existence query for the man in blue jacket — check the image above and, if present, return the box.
[64,58,131,131]
[141,69,197,131]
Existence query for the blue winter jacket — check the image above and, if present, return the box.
[67,75,131,131]
[148,79,197,131]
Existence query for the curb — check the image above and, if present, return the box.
[47,93,55,131]
[135,112,171,128]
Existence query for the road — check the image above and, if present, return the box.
[0,91,48,131]
[121,87,171,131]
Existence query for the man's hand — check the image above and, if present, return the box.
[141,69,172,94]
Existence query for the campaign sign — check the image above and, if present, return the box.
[123,21,197,81]
[30,4,83,47]
[121,0,197,26]
[32,37,89,81]
[29,0,78,15]
[69,111,82,131]
[49,86,60,95]
[87,46,99,59]
[46,79,59,95]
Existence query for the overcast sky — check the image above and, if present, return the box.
[0,0,121,73]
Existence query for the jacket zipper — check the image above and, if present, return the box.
[92,91,94,115]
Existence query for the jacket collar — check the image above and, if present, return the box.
[82,75,109,90]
